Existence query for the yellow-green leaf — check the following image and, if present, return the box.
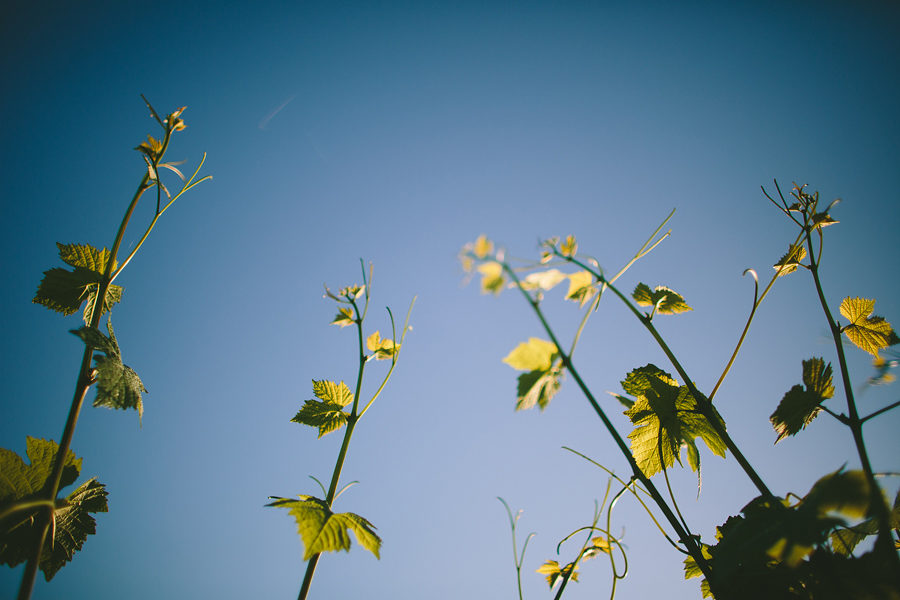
[477,262,505,295]
[331,307,356,328]
[503,338,558,372]
[473,235,493,259]
[560,235,578,257]
[536,560,579,588]
[770,358,834,443]
[840,297,899,357]
[565,271,597,308]
[516,269,568,291]
[267,495,381,560]
[632,283,692,315]
[366,331,400,360]
[773,244,807,277]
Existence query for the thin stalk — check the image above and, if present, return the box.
[861,399,900,424]
[804,230,900,574]
[503,265,721,594]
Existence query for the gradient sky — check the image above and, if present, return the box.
[2,2,899,599]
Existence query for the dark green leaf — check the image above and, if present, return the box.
[515,369,562,411]
[33,243,122,323]
[267,495,381,560]
[770,358,834,443]
[40,478,109,580]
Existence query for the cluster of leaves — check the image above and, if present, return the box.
[33,243,122,324]
[0,438,108,581]
[462,182,900,599]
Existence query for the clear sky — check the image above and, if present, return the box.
[2,1,899,599]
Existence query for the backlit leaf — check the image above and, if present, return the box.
[560,235,578,257]
[503,338,558,372]
[478,261,505,295]
[33,243,122,323]
[840,297,899,357]
[565,271,597,308]
[71,318,146,424]
[773,244,807,277]
[516,269,568,291]
[473,235,493,259]
[267,495,381,560]
[632,283,692,315]
[0,439,107,580]
[504,338,562,411]
[331,307,355,328]
[770,358,834,443]
[292,380,354,438]
[366,331,400,360]
[621,365,726,479]
[803,469,870,520]
[536,560,579,588]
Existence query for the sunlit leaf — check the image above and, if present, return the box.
[291,380,354,437]
[71,318,146,424]
[0,438,107,580]
[773,244,807,277]
[477,261,505,295]
[840,297,899,357]
[514,368,562,411]
[503,338,561,411]
[560,235,578,257]
[366,331,400,360]
[770,358,834,443]
[33,243,122,323]
[536,560,579,588]
[331,307,355,328]
[811,211,839,229]
[565,271,597,308]
[267,495,381,560]
[503,338,557,371]
[621,365,726,479]
[516,269,568,291]
[473,235,494,259]
[632,283,692,315]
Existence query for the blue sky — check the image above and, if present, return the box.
[2,1,899,599]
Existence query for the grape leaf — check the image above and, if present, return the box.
[366,331,400,360]
[839,297,899,357]
[291,380,354,437]
[565,271,597,308]
[477,261,505,295]
[516,269,568,291]
[770,358,834,443]
[621,365,726,479]
[267,495,381,560]
[536,560,579,588]
[773,244,807,277]
[0,438,108,580]
[632,283,692,315]
[71,318,146,424]
[33,243,123,323]
[330,307,355,328]
[830,488,900,556]
[472,235,494,259]
[503,338,562,410]
[560,235,578,257]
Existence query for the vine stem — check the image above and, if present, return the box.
[502,264,724,597]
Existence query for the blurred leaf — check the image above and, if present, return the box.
[292,380,354,438]
[71,318,146,424]
[473,235,494,259]
[267,495,380,560]
[773,244,807,277]
[0,439,107,580]
[621,365,726,479]
[33,244,122,323]
[565,271,598,308]
[811,211,839,229]
[478,261,505,295]
[560,235,578,257]
[536,560,578,588]
[503,338,558,372]
[516,269,568,291]
[770,358,835,443]
[831,488,900,556]
[803,469,870,520]
[504,338,562,411]
[632,283,692,315]
[366,331,400,360]
[330,307,355,328]
[515,369,562,411]
[840,297,899,357]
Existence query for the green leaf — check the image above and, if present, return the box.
[330,307,355,328]
[560,235,578,257]
[33,243,122,323]
[632,283,692,315]
[291,380,354,437]
[0,439,107,580]
[536,560,579,588]
[516,269,568,292]
[770,358,834,443]
[71,318,146,424]
[267,495,381,560]
[773,244,807,277]
[830,488,900,556]
[477,261,505,295]
[621,365,726,479]
[803,469,870,520]
[503,338,558,372]
[840,297,899,357]
[564,271,598,308]
[366,331,400,360]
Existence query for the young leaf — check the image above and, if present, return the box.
[267,495,381,560]
[536,560,579,588]
[503,338,558,372]
[33,243,123,323]
[71,318,147,424]
[632,283,692,315]
[472,235,494,259]
[773,244,807,277]
[565,271,597,308]
[621,365,726,479]
[516,269,569,292]
[292,380,354,438]
[560,235,578,257]
[839,297,899,357]
[330,307,355,328]
[477,261,505,295]
[503,338,562,410]
[770,358,835,443]
[366,331,400,360]
[0,439,108,580]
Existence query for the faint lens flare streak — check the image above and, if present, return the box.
[258,94,297,130]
